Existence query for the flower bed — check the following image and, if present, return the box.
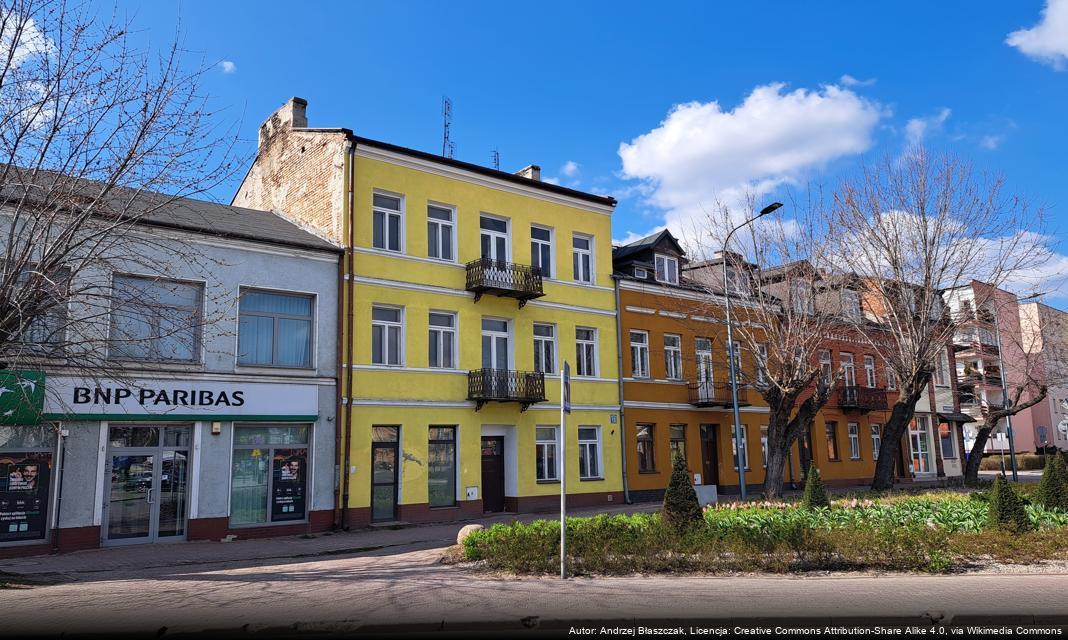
[461,493,1068,575]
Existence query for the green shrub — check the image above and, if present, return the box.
[801,466,830,510]
[661,451,702,532]
[987,474,1034,533]
[1036,454,1068,511]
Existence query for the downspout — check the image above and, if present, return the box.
[341,140,357,529]
[332,226,345,530]
[612,274,631,504]
[50,424,66,554]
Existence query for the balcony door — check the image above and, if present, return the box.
[695,338,714,401]
[481,319,509,371]
[480,215,510,288]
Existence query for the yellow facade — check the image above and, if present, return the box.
[344,148,621,522]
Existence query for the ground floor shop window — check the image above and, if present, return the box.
[0,425,53,543]
[231,424,310,525]
[428,426,456,507]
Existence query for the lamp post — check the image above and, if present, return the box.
[722,202,782,501]
[990,291,1044,483]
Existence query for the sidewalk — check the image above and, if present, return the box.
[0,501,659,581]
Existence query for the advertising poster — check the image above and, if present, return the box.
[271,448,306,522]
[0,453,51,542]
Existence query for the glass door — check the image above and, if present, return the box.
[105,425,190,545]
[480,215,510,288]
[481,319,510,397]
[909,416,933,475]
[371,426,399,522]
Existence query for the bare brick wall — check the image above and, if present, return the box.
[233,98,348,244]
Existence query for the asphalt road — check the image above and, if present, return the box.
[1,543,1066,637]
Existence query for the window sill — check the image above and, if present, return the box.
[228,518,308,529]
[429,504,459,510]
[536,479,560,485]
[579,477,605,482]
[638,470,659,474]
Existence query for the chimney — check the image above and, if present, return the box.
[258,97,309,148]
[515,164,541,181]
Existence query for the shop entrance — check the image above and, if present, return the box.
[103,424,191,545]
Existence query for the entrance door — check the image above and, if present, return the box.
[909,416,934,475]
[105,425,190,545]
[699,425,719,486]
[371,426,400,522]
[481,436,505,513]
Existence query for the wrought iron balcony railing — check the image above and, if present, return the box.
[465,258,545,307]
[687,381,749,408]
[468,368,546,411]
[837,385,888,412]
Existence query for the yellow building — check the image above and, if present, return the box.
[234,98,622,525]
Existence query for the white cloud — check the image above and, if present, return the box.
[840,74,876,87]
[904,108,951,148]
[560,160,579,177]
[219,60,237,74]
[617,82,886,239]
[0,17,54,67]
[1007,0,1068,70]
[979,134,1004,150]
[542,176,560,185]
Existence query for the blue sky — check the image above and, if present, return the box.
[124,1,1067,302]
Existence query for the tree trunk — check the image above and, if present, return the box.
[871,398,921,490]
[963,425,994,486]
[763,443,788,500]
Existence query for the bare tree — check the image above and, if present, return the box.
[827,149,1048,490]
[0,0,238,409]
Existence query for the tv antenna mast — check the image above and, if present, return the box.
[491,147,500,170]
[441,96,454,159]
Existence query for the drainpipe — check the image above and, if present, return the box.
[332,235,346,530]
[50,424,66,554]
[340,140,358,529]
[612,274,631,504]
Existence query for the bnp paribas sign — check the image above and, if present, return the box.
[0,371,45,425]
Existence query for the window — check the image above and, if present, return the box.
[841,352,855,386]
[848,423,860,460]
[238,290,314,368]
[725,267,748,295]
[428,312,456,369]
[819,349,833,384]
[231,425,310,525]
[934,350,950,387]
[20,266,70,354]
[841,289,862,319]
[654,254,678,285]
[871,424,882,460]
[634,267,648,279]
[664,334,682,380]
[0,425,54,542]
[578,427,601,479]
[630,330,650,378]
[531,226,552,277]
[576,327,597,377]
[480,215,509,261]
[371,306,403,366]
[427,204,454,261]
[825,421,840,461]
[727,341,741,379]
[938,423,957,459]
[695,337,713,383]
[669,424,686,461]
[536,426,559,481]
[791,279,813,314]
[110,275,202,362]
[372,193,403,252]
[572,234,593,283]
[533,323,556,374]
[760,425,769,468]
[731,425,750,470]
[428,426,456,507]
[863,355,876,388]
[636,424,655,472]
[886,364,898,391]
[756,344,769,386]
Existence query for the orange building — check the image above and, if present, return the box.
[613,231,904,499]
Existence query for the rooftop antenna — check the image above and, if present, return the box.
[442,96,454,159]
[491,147,500,170]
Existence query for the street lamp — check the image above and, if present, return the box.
[991,290,1045,482]
[722,202,782,501]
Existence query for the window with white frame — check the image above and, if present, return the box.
[664,334,682,380]
[934,350,950,387]
[841,352,856,386]
[530,225,553,277]
[841,289,861,319]
[427,204,454,261]
[634,266,648,279]
[578,426,602,479]
[725,267,748,295]
[576,327,597,376]
[864,355,876,388]
[731,424,750,470]
[372,193,403,252]
[819,349,833,384]
[654,254,679,285]
[760,425,769,467]
[756,343,769,386]
[695,337,713,383]
[848,422,861,459]
[886,364,897,390]
[533,323,556,374]
[20,266,70,354]
[938,422,957,459]
[572,234,593,283]
[237,289,314,368]
[630,330,649,378]
[371,306,403,366]
[871,424,882,459]
[428,312,456,369]
[110,275,203,362]
[727,341,741,379]
[535,426,559,481]
[791,279,813,314]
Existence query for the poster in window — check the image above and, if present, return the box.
[0,453,51,542]
[271,448,306,522]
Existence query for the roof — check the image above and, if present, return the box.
[938,411,977,424]
[613,229,685,261]
[349,135,617,208]
[0,170,341,254]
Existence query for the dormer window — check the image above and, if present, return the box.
[790,279,814,314]
[841,289,861,320]
[654,254,678,285]
[634,266,648,279]
[725,267,749,296]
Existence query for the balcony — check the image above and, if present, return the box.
[465,258,545,308]
[953,340,1000,358]
[468,368,546,411]
[837,385,888,412]
[687,381,750,408]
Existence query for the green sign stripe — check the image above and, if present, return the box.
[41,414,320,423]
